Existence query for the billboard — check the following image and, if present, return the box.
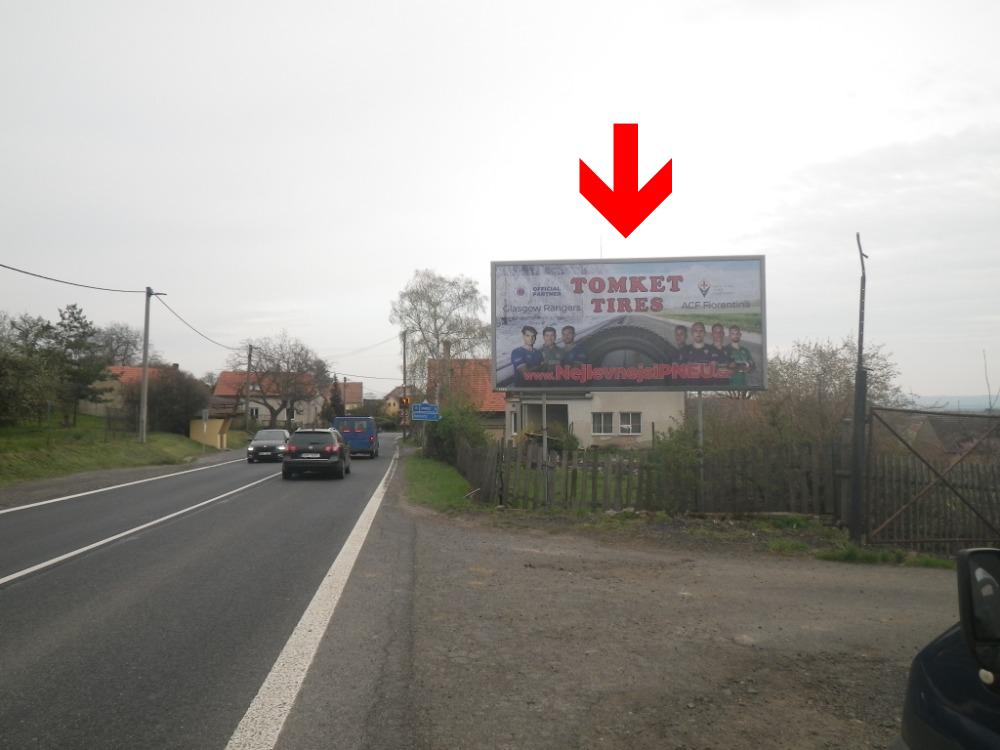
[492,256,766,392]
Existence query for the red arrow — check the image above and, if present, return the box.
[579,123,673,238]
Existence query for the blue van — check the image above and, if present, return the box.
[331,416,380,458]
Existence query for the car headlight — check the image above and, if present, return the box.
[247,446,254,451]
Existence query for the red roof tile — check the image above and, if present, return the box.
[426,359,506,412]
[334,381,364,405]
[213,370,317,398]
[106,365,163,387]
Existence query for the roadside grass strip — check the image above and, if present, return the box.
[224,448,399,750]
[0,415,223,486]
[816,543,954,569]
[0,458,246,516]
[0,472,279,587]
[403,455,477,513]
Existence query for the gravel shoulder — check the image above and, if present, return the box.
[401,488,957,749]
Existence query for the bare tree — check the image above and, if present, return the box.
[97,322,144,366]
[390,269,490,388]
[227,331,324,427]
[702,337,912,451]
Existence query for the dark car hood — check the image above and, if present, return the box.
[250,440,286,448]
[901,623,1000,749]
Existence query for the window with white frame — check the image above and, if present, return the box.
[592,412,613,434]
[511,411,518,435]
[249,407,260,420]
[619,412,642,435]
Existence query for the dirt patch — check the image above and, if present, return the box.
[405,499,956,750]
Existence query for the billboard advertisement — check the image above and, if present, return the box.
[492,256,766,392]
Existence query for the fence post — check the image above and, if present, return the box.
[590,450,599,512]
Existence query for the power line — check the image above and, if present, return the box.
[322,334,399,359]
[0,262,146,293]
[155,296,242,351]
[333,371,402,381]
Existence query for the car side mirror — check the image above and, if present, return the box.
[957,549,1000,678]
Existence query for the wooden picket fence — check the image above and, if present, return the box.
[447,439,842,516]
[499,442,697,513]
[700,442,840,516]
[453,438,502,506]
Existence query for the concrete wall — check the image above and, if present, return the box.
[189,418,231,449]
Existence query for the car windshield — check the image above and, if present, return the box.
[254,430,286,440]
[290,432,334,447]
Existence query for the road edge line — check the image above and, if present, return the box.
[0,457,248,516]
[224,446,400,750]
[0,473,279,587]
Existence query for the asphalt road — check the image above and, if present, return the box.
[0,438,961,749]
[0,438,402,750]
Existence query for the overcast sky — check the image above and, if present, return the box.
[2,0,998,398]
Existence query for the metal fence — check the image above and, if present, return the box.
[866,407,1000,555]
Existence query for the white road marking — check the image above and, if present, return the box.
[0,458,248,516]
[0,473,279,587]
[224,448,399,750]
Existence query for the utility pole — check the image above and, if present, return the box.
[850,233,869,543]
[401,330,408,441]
[139,287,153,443]
[138,286,167,443]
[244,344,254,433]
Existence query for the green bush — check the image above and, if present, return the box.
[646,423,700,512]
[545,422,579,452]
[426,403,488,465]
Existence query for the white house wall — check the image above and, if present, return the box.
[508,391,686,449]
[572,391,685,449]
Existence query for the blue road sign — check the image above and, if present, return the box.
[411,402,441,422]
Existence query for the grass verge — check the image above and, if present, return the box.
[0,415,223,486]
[816,543,954,569]
[397,459,958,568]
[402,454,479,513]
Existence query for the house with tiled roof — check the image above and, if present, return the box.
[382,385,420,418]
[213,370,325,428]
[333,381,364,411]
[78,365,169,417]
[426,358,507,436]
[426,357,685,448]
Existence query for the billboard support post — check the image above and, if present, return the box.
[697,390,705,511]
[542,392,548,508]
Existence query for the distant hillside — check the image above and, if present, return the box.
[910,394,997,412]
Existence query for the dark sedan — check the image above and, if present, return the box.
[282,428,351,479]
[246,429,291,463]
